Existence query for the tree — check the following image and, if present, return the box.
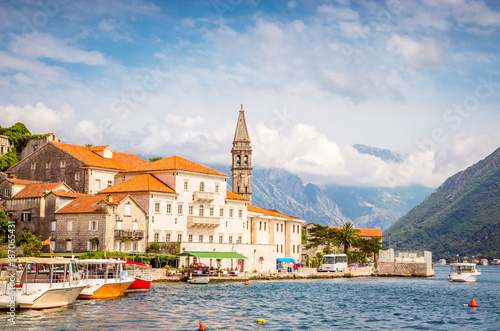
[91,237,100,250]
[149,157,162,162]
[335,222,360,253]
[147,241,159,254]
[17,232,43,257]
[357,237,385,261]
[322,245,332,254]
[305,224,339,250]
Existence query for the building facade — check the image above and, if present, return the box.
[19,132,59,160]
[0,135,12,156]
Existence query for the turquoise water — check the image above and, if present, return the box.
[3,265,499,330]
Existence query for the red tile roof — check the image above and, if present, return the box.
[226,191,248,201]
[12,182,65,199]
[56,193,129,214]
[97,174,175,194]
[5,178,42,185]
[125,155,227,176]
[50,191,87,198]
[247,205,299,220]
[51,142,148,170]
[329,226,383,238]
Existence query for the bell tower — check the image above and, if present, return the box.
[231,104,252,203]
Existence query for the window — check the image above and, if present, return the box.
[209,235,213,243]
[117,221,122,230]
[31,162,36,170]
[259,222,262,230]
[154,233,159,242]
[66,240,72,252]
[51,221,56,231]
[67,220,73,231]
[88,241,98,251]
[244,155,248,166]
[4,189,10,198]
[215,184,219,193]
[184,181,188,190]
[95,179,101,191]
[229,209,233,218]
[281,224,283,232]
[131,242,140,252]
[277,223,279,231]
[166,204,172,214]
[189,206,193,215]
[219,235,223,243]
[89,221,98,231]
[166,234,171,242]
[264,222,267,231]
[46,161,51,169]
[228,236,233,243]
[107,180,113,188]
[178,204,183,215]
[281,245,283,253]
[199,182,205,192]
[277,244,279,252]
[132,222,138,230]
[199,235,203,243]
[210,207,214,216]
[199,205,204,217]
[219,208,224,217]
[75,172,80,181]
[188,234,193,242]
[238,209,242,219]
[237,236,242,244]
[155,202,160,213]
[21,212,31,222]
[236,155,241,167]
[177,234,182,242]
[125,203,131,216]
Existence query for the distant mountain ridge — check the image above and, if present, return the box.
[385,147,500,259]
[353,144,403,162]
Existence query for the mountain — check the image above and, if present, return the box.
[385,147,500,259]
[353,144,403,163]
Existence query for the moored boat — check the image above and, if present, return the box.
[77,259,134,299]
[124,260,152,292]
[0,257,87,309]
[447,263,481,282]
[187,277,209,284]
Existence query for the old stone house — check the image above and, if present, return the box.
[0,135,12,156]
[19,132,59,160]
[6,142,148,194]
[0,177,42,199]
[54,193,147,253]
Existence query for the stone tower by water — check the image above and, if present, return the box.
[231,104,252,203]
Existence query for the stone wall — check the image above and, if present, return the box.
[376,262,434,277]
[19,133,59,160]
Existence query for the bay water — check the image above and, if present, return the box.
[3,265,499,330]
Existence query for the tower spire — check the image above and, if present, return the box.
[231,105,252,203]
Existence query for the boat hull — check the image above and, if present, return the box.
[126,277,152,292]
[78,281,133,299]
[187,278,209,284]
[0,285,87,310]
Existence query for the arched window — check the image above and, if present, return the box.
[199,182,205,192]
[245,186,248,193]
[236,155,241,167]
[244,155,248,166]
[199,205,204,217]
[237,186,240,193]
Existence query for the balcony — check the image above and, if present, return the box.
[114,230,144,240]
[193,191,215,202]
[187,216,221,228]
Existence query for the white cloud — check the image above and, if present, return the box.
[386,34,445,69]
[287,1,298,9]
[0,103,76,133]
[9,33,107,65]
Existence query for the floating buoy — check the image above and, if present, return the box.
[244,279,249,285]
[199,321,207,330]
[257,318,266,324]
[469,298,478,307]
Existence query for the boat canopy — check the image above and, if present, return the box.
[277,258,296,263]
[0,257,74,264]
[181,251,248,259]
[77,259,126,264]
[124,260,152,268]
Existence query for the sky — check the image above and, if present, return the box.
[1,0,499,188]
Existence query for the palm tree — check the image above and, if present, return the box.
[334,222,360,253]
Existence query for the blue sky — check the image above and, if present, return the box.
[1,0,500,187]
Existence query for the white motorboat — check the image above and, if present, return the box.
[447,263,481,282]
[187,277,209,284]
[0,257,87,309]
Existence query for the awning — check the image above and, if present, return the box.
[277,257,296,263]
[182,251,248,259]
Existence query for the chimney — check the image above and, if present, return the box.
[107,194,113,203]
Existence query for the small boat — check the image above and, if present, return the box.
[124,260,152,292]
[77,259,135,299]
[447,263,481,282]
[187,277,209,284]
[0,257,87,309]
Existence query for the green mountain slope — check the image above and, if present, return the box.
[385,147,500,259]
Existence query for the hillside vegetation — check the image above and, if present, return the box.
[385,147,500,260]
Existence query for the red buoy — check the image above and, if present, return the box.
[244,279,249,285]
[469,298,478,307]
[199,321,207,330]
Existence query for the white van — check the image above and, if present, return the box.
[318,254,348,272]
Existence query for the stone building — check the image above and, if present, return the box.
[19,132,59,160]
[0,177,42,199]
[0,135,12,156]
[231,105,253,203]
[54,193,147,253]
[7,142,148,194]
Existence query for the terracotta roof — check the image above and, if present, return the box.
[247,205,298,220]
[50,191,87,198]
[97,174,175,194]
[12,182,65,199]
[5,178,42,185]
[226,191,248,201]
[125,155,227,176]
[329,226,383,238]
[50,142,148,170]
[88,146,109,151]
[56,193,129,214]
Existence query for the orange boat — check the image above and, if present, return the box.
[77,259,134,299]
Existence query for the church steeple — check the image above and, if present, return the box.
[231,104,252,203]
